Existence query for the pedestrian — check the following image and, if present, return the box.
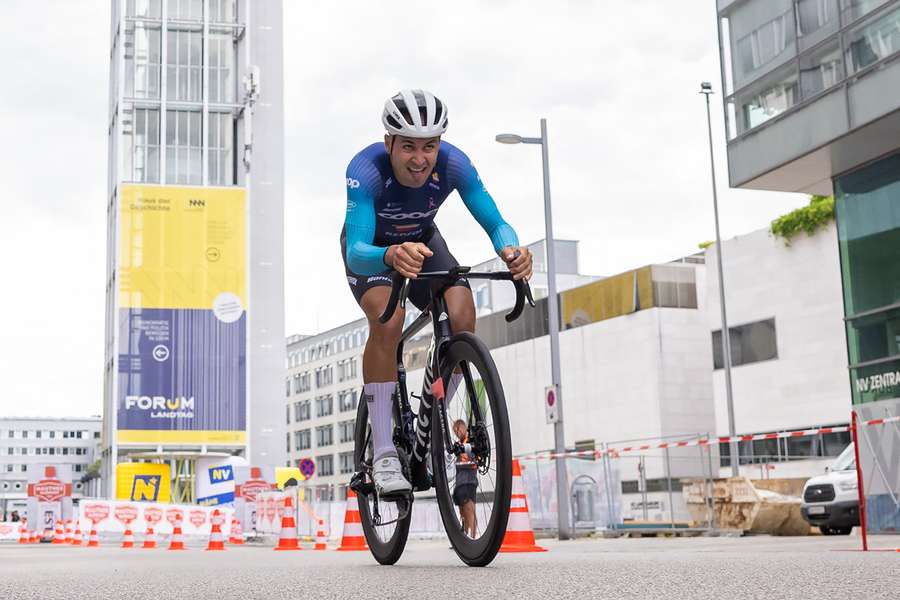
[452,420,478,538]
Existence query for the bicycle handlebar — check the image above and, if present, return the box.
[378,268,536,324]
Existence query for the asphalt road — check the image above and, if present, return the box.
[2,535,898,599]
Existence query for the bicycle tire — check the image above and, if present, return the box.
[353,394,411,565]
[431,332,512,567]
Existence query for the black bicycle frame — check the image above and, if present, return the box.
[382,268,534,491]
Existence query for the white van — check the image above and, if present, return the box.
[800,443,860,535]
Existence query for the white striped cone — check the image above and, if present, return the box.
[18,520,28,544]
[336,489,367,551]
[64,520,73,544]
[314,519,327,551]
[71,520,82,546]
[52,520,66,545]
[168,516,186,551]
[86,524,100,548]
[274,497,300,551]
[142,525,157,549]
[229,518,244,545]
[499,459,546,553]
[121,525,135,549]
[206,510,226,551]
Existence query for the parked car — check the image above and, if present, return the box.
[800,443,860,535]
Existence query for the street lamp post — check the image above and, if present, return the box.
[700,82,739,478]
[497,119,572,539]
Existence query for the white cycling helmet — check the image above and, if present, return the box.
[382,89,449,138]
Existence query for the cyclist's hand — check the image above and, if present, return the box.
[386,242,433,278]
[501,246,533,281]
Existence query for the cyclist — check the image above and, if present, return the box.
[342,89,533,496]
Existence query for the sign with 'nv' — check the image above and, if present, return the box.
[209,466,234,483]
[131,475,162,501]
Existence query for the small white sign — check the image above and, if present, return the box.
[545,385,559,424]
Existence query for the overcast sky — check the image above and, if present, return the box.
[0,1,808,418]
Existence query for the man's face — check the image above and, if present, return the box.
[453,421,467,441]
[385,135,440,188]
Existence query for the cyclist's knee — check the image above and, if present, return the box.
[368,312,404,347]
[446,287,475,333]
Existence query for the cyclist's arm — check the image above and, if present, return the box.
[447,147,520,254]
[344,158,388,276]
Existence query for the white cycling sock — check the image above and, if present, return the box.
[365,382,397,461]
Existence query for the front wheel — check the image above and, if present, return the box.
[431,332,512,567]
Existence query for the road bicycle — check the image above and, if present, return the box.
[350,266,534,566]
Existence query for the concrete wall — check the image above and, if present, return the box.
[704,222,850,437]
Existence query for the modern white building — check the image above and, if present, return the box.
[706,222,852,478]
[0,417,102,518]
[101,0,285,498]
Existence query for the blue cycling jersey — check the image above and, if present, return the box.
[343,141,519,276]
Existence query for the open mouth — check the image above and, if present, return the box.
[408,165,428,176]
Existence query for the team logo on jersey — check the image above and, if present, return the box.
[377,208,439,220]
[385,177,393,188]
[346,177,360,189]
[346,200,357,211]
[431,172,439,182]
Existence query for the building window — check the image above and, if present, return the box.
[167,0,203,21]
[285,404,290,425]
[316,455,334,477]
[124,22,161,99]
[22,431,28,439]
[316,425,333,447]
[315,365,333,388]
[294,429,311,451]
[285,432,290,453]
[712,318,778,369]
[122,106,160,183]
[207,112,234,185]
[165,109,202,184]
[294,400,310,422]
[842,0,893,24]
[734,65,799,135]
[339,390,359,413]
[209,0,237,23]
[166,29,202,102]
[844,5,900,74]
[208,33,236,103]
[338,419,355,443]
[338,358,358,382]
[93,432,100,439]
[127,0,162,18]
[285,378,291,397]
[339,451,354,475]
[316,395,334,418]
[735,8,796,79]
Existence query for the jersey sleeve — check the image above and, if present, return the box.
[446,146,519,254]
[344,154,387,275]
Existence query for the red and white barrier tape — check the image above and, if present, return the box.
[520,415,900,461]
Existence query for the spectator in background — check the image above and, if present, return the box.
[452,420,478,537]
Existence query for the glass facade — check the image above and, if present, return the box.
[835,152,900,404]
[121,1,240,184]
[720,0,900,138]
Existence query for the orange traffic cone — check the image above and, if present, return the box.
[499,459,546,553]
[64,520,73,544]
[121,523,135,548]
[52,520,66,545]
[336,489,367,551]
[142,524,157,549]
[206,509,226,551]
[18,520,28,544]
[314,518,327,550]
[168,515,186,551]
[71,520,82,546]
[30,529,40,544]
[274,496,301,551]
[229,518,244,545]
[86,523,100,548]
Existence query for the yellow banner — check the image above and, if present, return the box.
[116,430,247,444]
[561,266,653,329]
[116,462,172,502]
[118,185,246,310]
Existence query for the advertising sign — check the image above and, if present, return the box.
[166,508,184,525]
[116,184,247,446]
[83,503,111,523]
[189,510,207,528]
[116,463,171,503]
[114,504,139,524]
[196,458,237,506]
[144,506,163,524]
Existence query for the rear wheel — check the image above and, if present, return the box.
[353,393,411,565]
[431,332,512,567]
